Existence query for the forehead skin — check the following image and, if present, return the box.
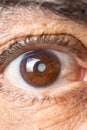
[0,0,87,46]
[0,1,87,130]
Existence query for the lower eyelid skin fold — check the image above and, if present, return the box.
[0,81,87,108]
[0,80,87,130]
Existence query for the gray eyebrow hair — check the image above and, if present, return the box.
[0,0,87,25]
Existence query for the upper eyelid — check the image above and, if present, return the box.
[2,2,86,62]
[0,34,86,55]
[0,34,87,70]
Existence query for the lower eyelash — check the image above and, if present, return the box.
[0,82,58,108]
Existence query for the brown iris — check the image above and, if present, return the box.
[20,50,60,88]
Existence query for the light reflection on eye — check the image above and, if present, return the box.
[3,49,84,91]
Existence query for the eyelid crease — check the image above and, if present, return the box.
[0,34,86,68]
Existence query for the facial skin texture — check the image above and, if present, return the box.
[0,0,87,130]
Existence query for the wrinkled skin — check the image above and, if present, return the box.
[0,1,87,130]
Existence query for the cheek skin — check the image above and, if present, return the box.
[0,82,87,130]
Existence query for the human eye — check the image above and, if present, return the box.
[0,34,87,94]
[0,1,87,130]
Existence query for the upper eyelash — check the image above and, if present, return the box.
[0,34,86,66]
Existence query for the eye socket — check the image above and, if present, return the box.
[3,49,84,91]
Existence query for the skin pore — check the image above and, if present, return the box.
[0,0,87,130]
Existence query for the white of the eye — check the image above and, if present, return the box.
[3,50,80,91]
[4,54,34,90]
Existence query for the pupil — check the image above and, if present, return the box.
[20,50,60,88]
[37,63,46,72]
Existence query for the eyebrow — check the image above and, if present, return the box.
[0,0,87,25]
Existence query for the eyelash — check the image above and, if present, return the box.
[0,81,58,106]
[0,34,86,72]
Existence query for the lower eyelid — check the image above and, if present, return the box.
[0,81,59,109]
[0,80,87,112]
